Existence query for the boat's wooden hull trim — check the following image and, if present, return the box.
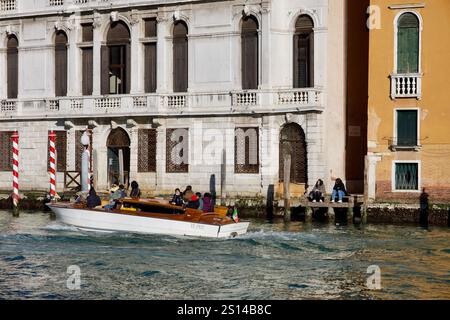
[47,204,249,238]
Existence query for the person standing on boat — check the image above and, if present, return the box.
[130,181,141,198]
[202,193,213,213]
[87,187,102,208]
[170,188,183,206]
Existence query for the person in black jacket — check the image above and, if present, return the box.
[87,187,102,208]
[130,181,141,198]
[170,188,183,206]
[331,178,348,203]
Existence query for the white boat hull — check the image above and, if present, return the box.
[48,205,249,239]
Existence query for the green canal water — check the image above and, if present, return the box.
[0,210,449,300]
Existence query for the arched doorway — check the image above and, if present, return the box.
[107,128,130,187]
[279,123,307,195]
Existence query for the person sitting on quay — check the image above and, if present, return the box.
[130,181,141,199]
[309,179,326,203]
[186,194,200,209]
[87,187,102,209]
[196,192,203,211]
[330,178,348,203]
[202,193,213,213]
[170,188,183,206]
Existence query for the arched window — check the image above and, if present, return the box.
[55,31,68,97]
[173,21,188,93]
[102,21,131,95]
[241,15,259,90]
[397,13,420,74]
[6,36,18,99]
[294,15,314,88]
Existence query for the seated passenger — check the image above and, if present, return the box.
[202,193,213,213]
[170,188,183,206]
[130,181,141,199]
[309,179,326,203]
[86,187,102,209]
[196,192,203,211]
[331,178,348,203]
[118,184,127,198]
[109,184,121,201]
[183,185,194,203]
[186,194,200,209]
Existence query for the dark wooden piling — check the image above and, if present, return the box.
[283,153,291,222]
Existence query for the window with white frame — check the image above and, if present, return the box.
[394,161,419,191]
[395,109,419,147]
[396,12,420,74]
[391,11,422,99]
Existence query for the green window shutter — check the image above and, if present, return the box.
[397,13,419,74]
[397,110,418,146]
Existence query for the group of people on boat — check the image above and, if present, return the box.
[77,180,142,209]
[308,178,349,203]
[170,186,214,213]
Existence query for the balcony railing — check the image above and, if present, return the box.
[390,73,422,100]
[0,88,324,119]
[0,0,204,16]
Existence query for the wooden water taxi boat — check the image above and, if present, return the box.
[46,198,249,238]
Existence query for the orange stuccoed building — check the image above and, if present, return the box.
[364,0,450,203]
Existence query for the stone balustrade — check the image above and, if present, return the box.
[0,88,324,119]
[390,73,422,100]
[0,0,201,15]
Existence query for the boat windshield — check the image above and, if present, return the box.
[121,201,185,215]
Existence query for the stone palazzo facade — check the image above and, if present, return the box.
[0,0,346,199]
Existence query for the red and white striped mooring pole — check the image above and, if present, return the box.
[49,131,57,199]
[11,130,20,214]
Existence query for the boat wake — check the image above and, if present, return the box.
[41,223,82,232]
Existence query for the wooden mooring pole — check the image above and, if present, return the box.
[283,153,291,222]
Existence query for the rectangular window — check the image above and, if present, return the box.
[397,110,418,146]
[82,47,93,95]
[138,129,157,172]
[173,36,188,93]
[395,162,419,191]
[144,43,157,93]
[166,128,189,173]
[0,131,13,171]
[144,18,157,38]
[81,24,93,42]
[241,33,259,90]
[235,127,259,174]
[47,131,67,172]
